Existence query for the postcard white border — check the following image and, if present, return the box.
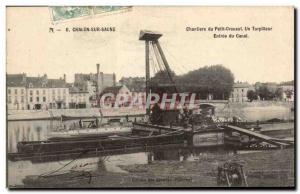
[1,0,299,194]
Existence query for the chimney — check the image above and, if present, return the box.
[96,63,100,94]
[63,74,66,82]
[22,73,26,83]
[96,64,100,76]
[113,73,116,86]
[42,74,47,83]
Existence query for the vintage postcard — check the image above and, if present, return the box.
[6,6,295,188]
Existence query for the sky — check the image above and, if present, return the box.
[6,6,294,84]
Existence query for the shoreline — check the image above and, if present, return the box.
[15,148,294,188]
[7,100,294,121]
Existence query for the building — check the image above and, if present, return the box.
[253,81,294,101]
[25,74,69,110]
[68,83,90,109]
[7,74,27,110]
[100,73,116,92]
[229,82,250,103]
[119,77,146,105]
[119,77,146,92]
[7,74,70,110]
[279,82,294,102]
[74,64,116,94]
[100,85,131,107]
[74,73,97,94]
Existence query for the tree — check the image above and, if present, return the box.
[151,70,176,84]
[274,88,283,100]
[149,65,235,100]
[178,65,234,100]
[151,70,177,93]
[247,90,258,102]
[256,85,275,100]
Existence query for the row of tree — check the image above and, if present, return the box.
[247,85,293,102]
[150,64,293,102]
[151,65,235,100]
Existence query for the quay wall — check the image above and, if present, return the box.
[7,101,294,122]
[7,107,146,121]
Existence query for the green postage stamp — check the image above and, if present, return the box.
[50,6,132,22]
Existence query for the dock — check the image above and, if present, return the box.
[224,125,294,147]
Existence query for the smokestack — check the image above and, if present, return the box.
[96,63,100,108]
[63,74,66,82]
[97,63,100,76]
[96,63,100,94]
[22,73,26,83]
[113,73,116,86]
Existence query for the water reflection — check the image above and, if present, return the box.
[7,105,294,187]
[7,120,61,153]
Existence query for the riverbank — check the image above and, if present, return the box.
[215,101,294,121]
[18,148,294,188]
[7,101,294,121]
[7,107,145,121]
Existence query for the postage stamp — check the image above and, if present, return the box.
[51,6,92,22]
[93,6,132,15]
[50,6,132,23]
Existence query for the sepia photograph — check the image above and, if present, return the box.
[6,6,295,188]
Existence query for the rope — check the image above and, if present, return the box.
[151,42,166,73]
[39,150,89,177]
[149,42,159,75]
[152,42,178,92]
[162,43,186,74]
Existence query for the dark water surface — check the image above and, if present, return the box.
[7,106,294,186]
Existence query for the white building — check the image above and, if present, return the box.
[229,82,250,103]
[25,75,69,110]
[280,84,294,102]
[7,74,27,110]
[7,74,70,110]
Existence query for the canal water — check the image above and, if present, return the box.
[216,104,294,121]
[7,106,294,186]
[233,106,294,121]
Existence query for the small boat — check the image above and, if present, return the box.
[48,125,132,140]
[49,115,132,140]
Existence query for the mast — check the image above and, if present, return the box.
[139,30,162,116]
[145,40,150,115]
[139,30,177,115]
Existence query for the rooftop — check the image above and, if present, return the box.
[7,74,26,87]
[233,82,250,88]
[68,82,89,93]
[101,86,123,96]
[139,30,162,41]
[7,74,67,88]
